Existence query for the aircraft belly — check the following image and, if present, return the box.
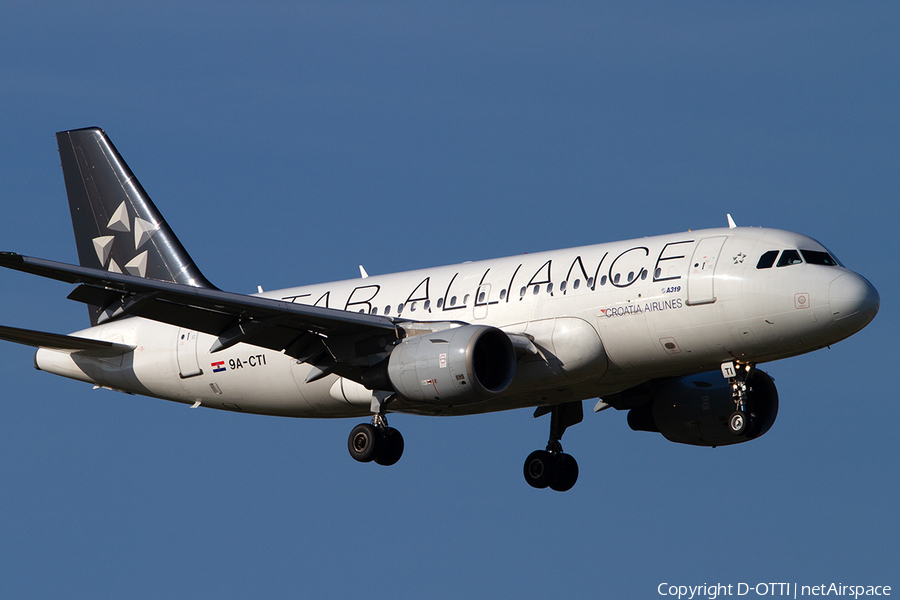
[389,371,644,416]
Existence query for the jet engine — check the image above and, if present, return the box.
[385,325,516,405]
[623,369,778,446]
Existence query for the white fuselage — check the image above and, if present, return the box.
[34,226,878,418]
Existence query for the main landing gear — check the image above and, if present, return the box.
[348,413,405,466]
[725,361,755,436]
[523,401,583,492]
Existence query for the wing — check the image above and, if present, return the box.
[0,252,399,381]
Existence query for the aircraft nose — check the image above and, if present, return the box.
[830,272,880,334]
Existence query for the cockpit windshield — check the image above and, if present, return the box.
[801,249,841,267]
[756,248,842,269]
[776,250,803,267]
[756,250,778,269]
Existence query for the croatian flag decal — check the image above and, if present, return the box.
[211,361,226,373]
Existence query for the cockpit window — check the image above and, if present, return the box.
[756,250,779,269]
[801,250,839,266]
[777,249,803,267]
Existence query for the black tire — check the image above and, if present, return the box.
[549,453,579,492]
[729,411,748,435]
[374,427,404,466]
[348,423,382,463]
[523,450,556,489]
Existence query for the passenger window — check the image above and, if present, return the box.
[424,300,431,310]
[756,250,778,269]
[777,250,803,267]
[573,280,580,290]
[385,305,391,314]
[801,250,839,266]
[559,281,566,292]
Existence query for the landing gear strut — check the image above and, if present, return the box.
[348,399,404,466]
[523,401,582,492]
[725,361,755,435]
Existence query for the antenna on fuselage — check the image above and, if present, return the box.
[727,214,737,229]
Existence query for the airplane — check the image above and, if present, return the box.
[0,127,880,492]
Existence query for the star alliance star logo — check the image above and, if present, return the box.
[733,252,746,264]
[92,200,159,277]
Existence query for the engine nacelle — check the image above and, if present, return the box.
[386,325,516,405]
[625,369,778,446]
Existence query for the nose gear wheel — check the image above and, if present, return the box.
[727,362,755,435]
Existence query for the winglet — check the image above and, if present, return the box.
[727,214,737,229]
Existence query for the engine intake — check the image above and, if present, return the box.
[624,369,778,446]
[386,325,516,405]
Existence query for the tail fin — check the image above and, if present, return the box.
[57,127,216,325]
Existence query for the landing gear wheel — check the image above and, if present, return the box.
[729,411,748,435]
[374,427,404,466]
[348,423,382,463]
[549,453,579,492]
[524,401,584,491]
[523,450,556,489]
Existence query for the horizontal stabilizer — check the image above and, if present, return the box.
[0,324,135,356]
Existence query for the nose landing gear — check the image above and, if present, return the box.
[724,361,755,435]
[523,401,583,492]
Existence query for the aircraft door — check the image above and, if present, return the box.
[473,284,492,319]
[686,236,727,306]
[176,328,203,378]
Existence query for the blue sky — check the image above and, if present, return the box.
[0,2,897,598]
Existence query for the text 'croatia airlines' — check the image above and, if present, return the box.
[0,128,879,491]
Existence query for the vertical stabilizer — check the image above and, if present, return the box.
[57,127,216,325]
